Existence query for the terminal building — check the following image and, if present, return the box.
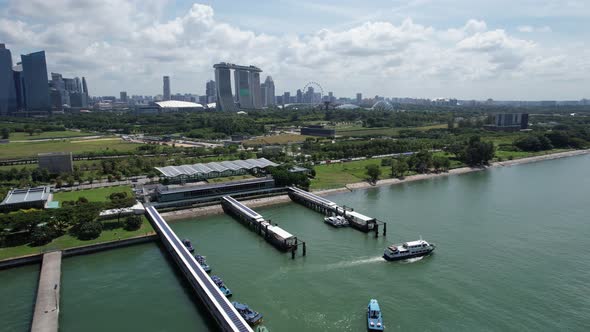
[0,186,52,212]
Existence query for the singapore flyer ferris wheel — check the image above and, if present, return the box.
[301,81,324,107]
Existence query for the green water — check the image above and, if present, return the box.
[2,155,590,331]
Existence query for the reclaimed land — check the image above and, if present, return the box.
[161,149,590,221]
[0,138,139,160]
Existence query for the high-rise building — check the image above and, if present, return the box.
[250,72,262,109]
[82,77,89,97]
[283,92,290,106]
[205,80,216,103]
[234,69,253,109]
[296,89,303,103]
[328,91,334,103]
[214,65,235,112]
[12,65,25,111]
[356,93,362,104]
[163,76,170,100]
[0,44,17,116]
[260,83,266,107]
[263,76,275,106]
[120,91,128,103]
[21,51,51,113]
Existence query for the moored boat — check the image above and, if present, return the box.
[323,215,349,227]
[367,299,384,331]
[211,275,232,297]
[383,238,435,261]
[232,301,263,325]
[182,239,195,253]
[194,254,211,273]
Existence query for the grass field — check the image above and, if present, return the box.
[53,185,133,204]
[0,138,139,159]
[8,130,96,141]
[336,124,447,137]
[310,158,394,190]
[0,218,154,260]
[244,133,310,146]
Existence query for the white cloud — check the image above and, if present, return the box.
[0,1,586,99]
[518,25,552,33]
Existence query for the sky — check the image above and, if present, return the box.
[1,0,589,100]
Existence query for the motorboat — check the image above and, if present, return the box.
[232,302,263,325]
[194,254,211,273]
[367,299,384,331]
[383,238,435,261]
[182,239,195,253]
[211,275,232,297]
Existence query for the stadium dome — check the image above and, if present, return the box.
[335,104,359,110]
[372,100,394,111]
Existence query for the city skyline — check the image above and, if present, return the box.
[1,1,589,99]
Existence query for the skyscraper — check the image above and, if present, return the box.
[328,91,334,103]
[356,93,362,104]
[214,64,235,112]
[296,89,303,103]
[163,76,170,100]
[234,69,253,109]
[120,91,128,103]
[206,80,216,103]
[263,76,275,106]
[21,51,51,113]
[12,65,25,111]
[0,44,17,116]
[250,72,262,109]
[260,82,266,107]
[82,77,89,98]
[283,92,290,105]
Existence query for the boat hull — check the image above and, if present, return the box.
[383,248,434,261]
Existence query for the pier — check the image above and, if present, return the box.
[145,206,253,332]
[221,196,306,258]
[288,187,386,236]
[31,251,61,332]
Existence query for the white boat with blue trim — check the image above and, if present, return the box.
[383,238,435,261]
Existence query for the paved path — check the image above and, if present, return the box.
[31,251,61,332]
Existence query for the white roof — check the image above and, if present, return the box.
[156,158,278,177]
[267,225,294,239]
[405,240,428,246]
[346,211,375,222]
[155,100,204,108]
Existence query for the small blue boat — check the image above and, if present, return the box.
[232,302,263,325]
[211,275,232,297]
[194,254,211,273]
[367,299,384,331]
[182,239,195,253]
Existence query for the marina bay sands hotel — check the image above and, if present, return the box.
[214,62,273,112]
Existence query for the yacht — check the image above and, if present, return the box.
[367,299,384,331]
[194,254,211,273]
[211,275,232,297]
[324,215,349,227]
[383,239,435,261]
[232,302,263,325]
[182,239,195,253]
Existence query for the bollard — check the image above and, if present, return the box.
[303,242,307,256]
[291,249,295,259]
[375,224,379,238]
[383,222,387,236]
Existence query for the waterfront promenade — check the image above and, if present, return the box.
[31,251,61,332]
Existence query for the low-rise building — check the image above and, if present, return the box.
[300,125,336,137]
[38,152,73,174]
[0,186,52,211]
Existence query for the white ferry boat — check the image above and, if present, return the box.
[323,215,349,227]
[383,239,435,261]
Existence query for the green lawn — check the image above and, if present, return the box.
[0,138,139,159]
[53,186,133,204]
[494,148,572,161]
[0,218,154,260]
[9,131,96,141]
[310,158,393,190]
[337,124,446,137]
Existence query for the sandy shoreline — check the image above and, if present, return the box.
[161,149,590,221]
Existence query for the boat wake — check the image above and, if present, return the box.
[400,256,424,264]
[323,256,384,270]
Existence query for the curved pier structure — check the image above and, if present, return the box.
[145,206,253,332]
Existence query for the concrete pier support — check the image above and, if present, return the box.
[31,251,61,332]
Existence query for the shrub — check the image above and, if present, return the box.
[124,215,143,231]
[30,225,55,246]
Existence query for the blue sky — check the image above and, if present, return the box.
[1,0,589,100]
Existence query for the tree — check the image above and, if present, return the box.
[432,156,451,172]
[390,158,408,178]
[76,221,103,240]
[124,215,143,231]
[365,164,381,183]
[460,136,495,166]
[30,225,55,246]
[1,128,9,139]
[408,150,433,174]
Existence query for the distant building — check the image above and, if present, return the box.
[163,76,171,100]
[0,186,52,212]
[485,113,529,131]
[120,91,128,103]
[301,125,336,137]
[0,44,18,116]
[214,63,263,111]
[38,152,74,174]
[356,93,362,104]
[21,51,51,113]
[296,89,303,103]
[12,64,25,111]
[205,80,216,103]
[283,92,290,106]
[155,100,204,112]
[263,76,275,106]
[82,77,89,100]
[234,69,254,109]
